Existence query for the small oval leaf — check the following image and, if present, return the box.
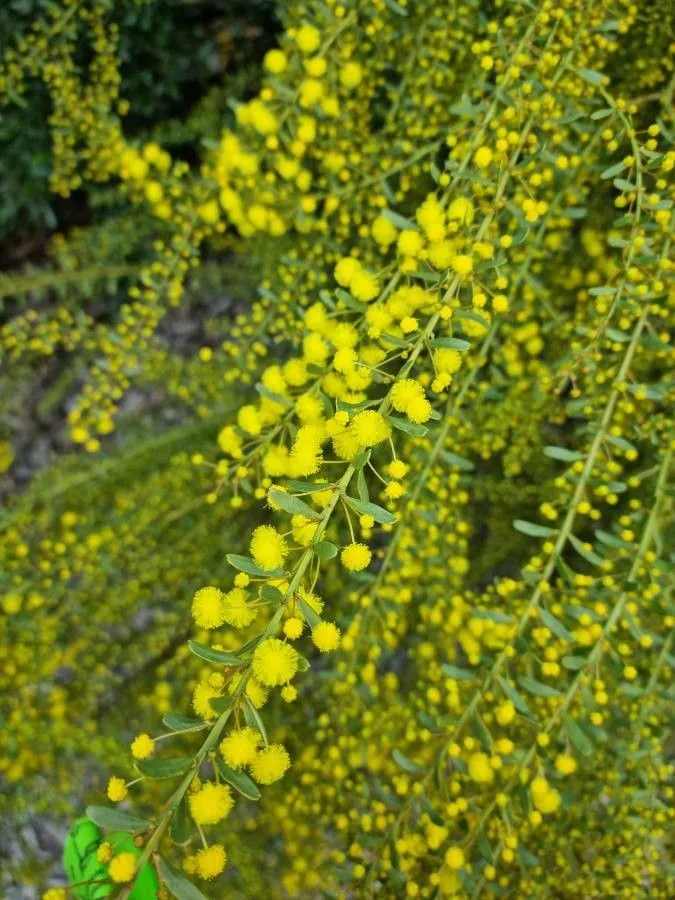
[135,757,193,780]
[158,858,209,900]
[216,758,261,801]
[188,641,245,666]
[85,806,150,834]
[226,554,285,577]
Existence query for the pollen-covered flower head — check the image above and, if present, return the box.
[349,410,391,448]
[220,727,261,769]
[192,586,225,629]
[250,525,287,571]
[189,781,234,825]
[341,542,372,572]
[252,638,299,687]
[251,743,291,785]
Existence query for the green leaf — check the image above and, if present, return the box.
[606,434,637,453]
[544,446,583,462]
[382,208,415,230]
[513,520,556,538]
[563,716,594,756]
[590,108,612,120]
[518,846,540,869]
[170,798,190,845]
[315,540,338,560]
[226,554,285,578]
[589,286,617,297]
[352,449,371,470]
[384,0,408,15]
[162,713,206,733]
[346,496,397,525]
[519,676,563,698]
[135,757,192,780]
[243,697,268,746]
[600,161,626,180]
[469,713,492,751]
[440,449,474,471]
[335,288,367,312]
[442,663,475,681]
[260,584,284,603]
[450,93,481,120]
[297,595,322,628]
[455,308,489,327]
[357,468,369,502]
[562,655,586,670]
[188,641,245,666]
[209,695,233,714]
[372,779,401,809]
[595,529,632,549]
[255,383,291,408]
[429,337,471,351]
[85,806,150,834]
[577,67,605,86]
[268,488,319,520]
[539,608,574,642]
[392,749,424,774]
[477,829,494,863]
[569,534,604,567]
[497,677,531,715]
[158,859,209,900]
[285,479,331,493]
[472,609,514,625]
[216,758,262,801]
[387,415,428,437]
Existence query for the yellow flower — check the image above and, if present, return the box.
[341,543,372,572]
[250,525,287,571]
[189,782,234,825]
[191,586,225,629]
[350,410,391,448]
[106,776,127,802]
[295,24,321,54]
[196,844,227,879]
[109,853,136,884]
[312,621,341,652]
[445,846,465,870]
[468,752,494,783]
[252,638,299,687]
[130,733,154,760]
[251,744,291,784]
[220,727,261,769]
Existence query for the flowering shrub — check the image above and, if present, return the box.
[1,0,674,898]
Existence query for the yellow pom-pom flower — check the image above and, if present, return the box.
[251,744,291,784]
[130,733,154,760]
[341,542,372,572]
[250,525,287,571]
[252,638,299,687]
[220,727,261,769]
[189,782,234,825]
[312,621,341,652]
[106,776,127,802]
[468,752,494,783]
[108,852,136,884]
[191,586,225,629]
[264,49,287,74]
[196,844,227,880]
[350,410,391,448]
[445,846,465,870]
